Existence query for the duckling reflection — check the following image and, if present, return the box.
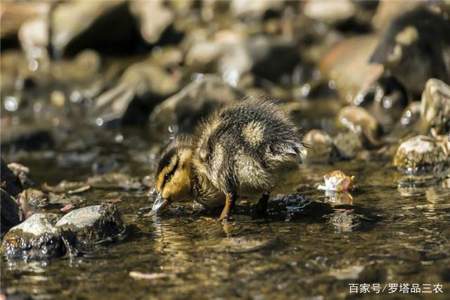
[152,98,305,220]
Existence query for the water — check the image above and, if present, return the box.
[2,141,449,299]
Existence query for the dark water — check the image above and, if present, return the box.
[2,137,449,299]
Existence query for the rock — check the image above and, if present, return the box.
[320,35,383,102]
[328,265,364,280]
[230,0,284,19]
[185,40,222,71]
[421,78,450,134]
[129,0,174,44]
[354,75,408,130]
[302,129,334,163]
[93,50,182,126]
[400,102,421,127]
[337,106,382,147]
[51,0,141,56]
[1,159,23,196]
[148,75,244,135]
[303,0,355,24]
[393,135,448,174]
[0,2,48,49]
[7,162,33,188]
[18,188,48,208]
[56,204,125,252]
[333,131,363,160]
[186,31,252,87]
[370,7,450,96]
[1,213,64,260]
[372,0,424,31]
[18,17,49,70]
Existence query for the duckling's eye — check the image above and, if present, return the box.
[162,159,179,186]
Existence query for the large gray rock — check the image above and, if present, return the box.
[1,213,64,260]
[56,204,125,252]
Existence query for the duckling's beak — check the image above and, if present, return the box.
[150,193,169,215]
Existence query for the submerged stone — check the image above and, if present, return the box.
[393,135,448,175]
[56,204,125,252]
[1,213,64,260]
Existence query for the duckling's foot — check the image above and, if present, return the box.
[253,193,269,217]
[218,192,236,221]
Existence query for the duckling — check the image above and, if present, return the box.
[152,98,305,220]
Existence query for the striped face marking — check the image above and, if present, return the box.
[156,149,179,192]
[155,147,193,204]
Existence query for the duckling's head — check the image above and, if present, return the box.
[152,140,193,214]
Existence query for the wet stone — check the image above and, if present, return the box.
[421,78,450,134]
[303,129,334,163]
[400,102,421,127]
[55,204,125,252]
[18,188,48,208]
[332,131,363,160]
[355,75,408,130]
[7,162,34,188]
[1,213,64,260]
[393,135,448,175]
[337,106,382,147]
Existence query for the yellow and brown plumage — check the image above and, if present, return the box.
[153,98,305,220]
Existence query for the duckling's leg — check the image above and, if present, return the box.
[254,193,269,216]
[219,192,236,221]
